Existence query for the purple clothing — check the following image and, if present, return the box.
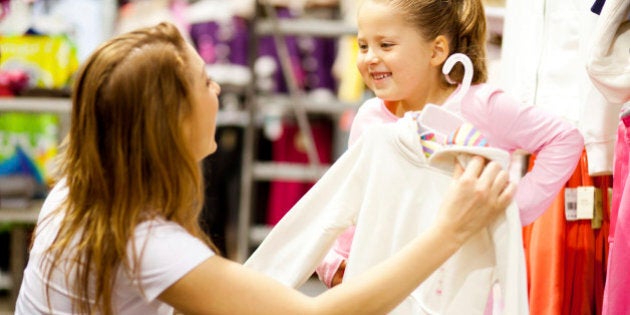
[316,83,584,287]
[189,17,250,65]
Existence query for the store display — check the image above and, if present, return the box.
[0,1,624,313]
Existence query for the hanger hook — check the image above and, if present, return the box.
[442,53,474,105]
[442,53,473,85]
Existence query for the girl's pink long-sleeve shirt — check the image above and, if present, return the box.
[316,83,584,287]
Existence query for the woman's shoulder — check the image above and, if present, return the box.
[134,215,185,237]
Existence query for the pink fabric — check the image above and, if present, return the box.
[347,99,399,146]
[314,226,355,287]
[316,83,584,287]
[603,114,630,314]
[609,116,629,242]
[267,120,333,225]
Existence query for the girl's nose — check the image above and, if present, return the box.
[365,48,379,64]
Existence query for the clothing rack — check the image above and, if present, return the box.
[235,1,357,262]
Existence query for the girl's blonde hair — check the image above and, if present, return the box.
[383,0,488,85]
[41,22,217,314]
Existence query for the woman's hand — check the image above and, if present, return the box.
[435,155,515,246]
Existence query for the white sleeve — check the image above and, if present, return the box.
[129,219,215,302]
[245,136,368,288]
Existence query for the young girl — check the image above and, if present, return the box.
[14,22,514,315]
[316,0,584,288]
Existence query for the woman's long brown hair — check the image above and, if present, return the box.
[41,22,217,314]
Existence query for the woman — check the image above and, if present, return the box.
[15,22,514,315]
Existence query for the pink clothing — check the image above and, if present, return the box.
[316,83,583,287]
[267,120,333,225]
[603,114,630,314]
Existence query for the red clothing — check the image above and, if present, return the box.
[523,151,610,315]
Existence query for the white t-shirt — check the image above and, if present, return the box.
[15,180,214,315]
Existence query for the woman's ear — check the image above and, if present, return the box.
[430,35,450,66]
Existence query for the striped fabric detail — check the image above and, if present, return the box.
[409,113,489,158]
[420,132,442,157]
[446,122,489,147]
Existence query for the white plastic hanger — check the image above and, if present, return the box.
[442,52,474,107]
[416,53,474,140]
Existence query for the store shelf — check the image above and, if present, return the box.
[253,162,330,181]
[0,204,41,224]
[0,97,72,113]
[249,224,273,245]
[236,2,355,263]
[255,18,357,37]
[256,93,357,116]
[0,201,42,294]
[216,110,251,127]
[0,96,252,128]
[485,5,505,36]
[0,200,42,224]
[206,64,252,88]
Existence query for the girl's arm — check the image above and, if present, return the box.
[159,157,514,315]
[462,88,584,225]
[316,98,397,287]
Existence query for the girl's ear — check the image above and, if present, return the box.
[430,35,450,66]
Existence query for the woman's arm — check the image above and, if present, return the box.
[159,157,514,315]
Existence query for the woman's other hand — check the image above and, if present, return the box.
[436,155,516,245]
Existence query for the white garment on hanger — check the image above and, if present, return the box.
[245,115,529,314]
[500,0,619,175]
[585,0,630,105]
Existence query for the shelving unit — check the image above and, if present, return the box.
[0,97,72,112]
[0,96,71,305]
[234,1,507,263]
[0,202,42,303]
[235,2,359,263]
[255,18,357,37]
[0,97,72,142]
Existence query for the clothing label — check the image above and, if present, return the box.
[577,186,595,220]
[565,188,578,221]
[592,187,603,229]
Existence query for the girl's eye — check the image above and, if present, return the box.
[358,43,367,50]
[381,42,393,48]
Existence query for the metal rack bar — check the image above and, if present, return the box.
[235,2,354,262]
[261,3,321,167]
[255,18,357,37]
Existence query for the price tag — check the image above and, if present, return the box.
[576,186,595,220]
[565,188,578,221]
